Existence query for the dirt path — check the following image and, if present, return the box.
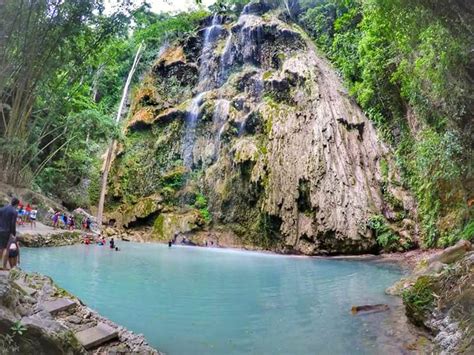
[17,221,81,236]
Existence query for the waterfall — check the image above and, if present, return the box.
[197,14,222,92]
[212,99,230,158]
[218,32,234,85]
[183,14,223,168]
[183,92,205,168]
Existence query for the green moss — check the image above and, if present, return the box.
[439,219,474,247]
[402,275,436,327]
[263,70,273,80]
[161,166,186,190]
[380,158,389,181]
[153,214,165,238]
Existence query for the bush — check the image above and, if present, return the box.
[367,215,400,252]
[402,275,436,327]
[194,193,212,223]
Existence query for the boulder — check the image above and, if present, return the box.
[428,240,472,265]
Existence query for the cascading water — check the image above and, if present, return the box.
[197,14,223,91]
[212,99,230,158]
[184,6,267,167]
[218,32,234,85]
[183,14,223,168]
[183,92,205,168]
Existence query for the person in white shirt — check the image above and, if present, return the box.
[29,207,38,229]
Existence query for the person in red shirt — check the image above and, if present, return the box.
[25,204,32,224]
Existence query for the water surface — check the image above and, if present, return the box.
[22,243,403,354]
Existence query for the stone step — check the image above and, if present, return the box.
[42,298,76,314]
[75,322,119,350]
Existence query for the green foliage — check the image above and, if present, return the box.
[153,214,165,238]
[194,193,212,223]
[0,320,25,354]
[367,215,400,252]
[0,0,129,187]
[402,275,436,327]
[397,129,465,247]
[439,220,474,248]
[209,0,250,14]
[10,322,26,336]
[459,221,474,242]
[379,158,389,182]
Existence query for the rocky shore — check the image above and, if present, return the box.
[387,240,473,353]
[0,269,160,354]
[19,230,84,248]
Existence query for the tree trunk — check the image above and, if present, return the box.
[96,43,143,229]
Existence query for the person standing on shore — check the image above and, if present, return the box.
[29,207,37,228]
[52,211,60,229]
[0,198,19,270]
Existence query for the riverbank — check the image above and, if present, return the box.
[386,240,473,353]
[17,221,85,247]
[0,268,160,354]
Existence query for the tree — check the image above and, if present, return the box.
[0,0,128,186]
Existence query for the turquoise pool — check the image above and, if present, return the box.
[22,243,404,354]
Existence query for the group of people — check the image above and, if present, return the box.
[51,212,92,232]
[0,198,21,270]
[83,234,119,251]
[52,212,75,230]
[16,201,37,228]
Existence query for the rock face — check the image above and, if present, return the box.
[106,1,416,254]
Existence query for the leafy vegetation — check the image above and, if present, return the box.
[194,193,212,223]
[367,215,401,252]
[402,275,436,327]
[0,0,209,208]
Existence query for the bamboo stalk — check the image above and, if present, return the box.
[96,42,144,229]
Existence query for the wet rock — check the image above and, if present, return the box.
[351,304,389,314]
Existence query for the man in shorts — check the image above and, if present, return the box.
[0,197,19,270]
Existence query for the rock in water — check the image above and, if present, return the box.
[351,304,390,315]
[106,1,415,255]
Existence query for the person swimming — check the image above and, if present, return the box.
[110,238,115,249]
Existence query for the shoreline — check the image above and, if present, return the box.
[21,228,441,272]
[0,269,160,354]
[119,236,441,272]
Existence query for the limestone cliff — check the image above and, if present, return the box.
[106,1,416,254]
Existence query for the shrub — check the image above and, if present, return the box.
[402,275,436,327]
[367,214,400,252]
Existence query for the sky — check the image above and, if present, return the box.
[105,0,216,14]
